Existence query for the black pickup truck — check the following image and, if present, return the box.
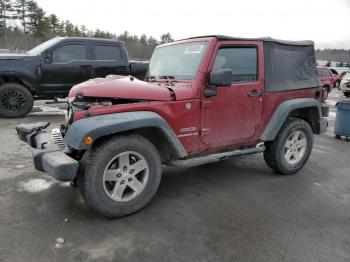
[0,37,149,118]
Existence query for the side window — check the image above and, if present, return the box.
[52,44,87,63]
[317,68,322,77]
[95,44,122,61]
[330,69,338,75]
[213,47,258,83]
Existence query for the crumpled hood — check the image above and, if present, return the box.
[69,75,194,101]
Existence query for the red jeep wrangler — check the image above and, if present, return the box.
[17,36,329,218]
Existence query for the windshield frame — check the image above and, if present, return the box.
[148,41,209,81]
[27,37,63,56]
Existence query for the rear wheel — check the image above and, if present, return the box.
[78,134,162,218]
[0,83,33,118]
[264,118,314,175]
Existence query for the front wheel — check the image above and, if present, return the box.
[264,118,314,175]
[78,134,162,218]
[0,83,34,118]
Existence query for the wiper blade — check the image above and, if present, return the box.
[159,75,175,80]
[145,75,156,82]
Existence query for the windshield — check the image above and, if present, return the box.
[149,42,208,80]
[27,37,62,55]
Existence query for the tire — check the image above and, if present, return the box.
[78,134,162,218]
[335,80,340,89]
[264,117,314,175]
[0,83,34,118]
[323,86,330,100]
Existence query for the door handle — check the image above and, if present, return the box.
[248,89,263,97]
[80,65,92,75]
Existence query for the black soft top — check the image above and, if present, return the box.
[185,35,320,92]
[186,35,314,46]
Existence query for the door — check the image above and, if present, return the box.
[92,42,129,78]
[200,42,264,149]
[41,41,92,96]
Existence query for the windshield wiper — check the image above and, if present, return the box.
[145,75,156,82]
[159,75,175,80]
[158,75,176,86]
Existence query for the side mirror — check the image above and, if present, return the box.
[44,52,52,63]
[205,69,232,97]
[209,69,232,87]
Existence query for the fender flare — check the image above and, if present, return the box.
[260,98,322,141]
[64,111,188,158]
[0,72,36,93]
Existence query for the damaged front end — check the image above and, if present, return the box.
[16,122,78,181]
[16,95,149,182]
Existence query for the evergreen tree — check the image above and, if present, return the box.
[27,1,49,38]
[0,0,12,30]
[64,20,74,36]
[0,0,12,45]
[160,32,174,44]
[48,14,59,35]
[13,0,30,34]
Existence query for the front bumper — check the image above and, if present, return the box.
[16,122,79,181]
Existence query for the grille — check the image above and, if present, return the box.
[50,128,69,152]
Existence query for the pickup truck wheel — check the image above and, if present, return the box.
[263,117,314,175]
[78,134,162,218]
[0,83,33,118]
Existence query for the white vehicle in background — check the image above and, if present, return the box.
[339,72,350,97]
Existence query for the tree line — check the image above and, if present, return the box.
[315,49,350,65]
[1,0,350,62]
[0,0,174,59]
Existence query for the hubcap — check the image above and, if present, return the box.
[102,151,149,202]
[284,130,307,165]
[0,90,27,112]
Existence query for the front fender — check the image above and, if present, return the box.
[260,98,324,141]
[64,111,188,158]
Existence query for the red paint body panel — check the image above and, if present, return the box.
[70,75,172,101]
[317,66,335,90]
[69,75,196,102]
[70,37,321,157]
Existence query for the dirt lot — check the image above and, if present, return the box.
[0,90,349,262]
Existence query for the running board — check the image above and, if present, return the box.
[169,143,265,168]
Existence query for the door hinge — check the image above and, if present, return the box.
[201,100,212,108]
[201,128,211,136]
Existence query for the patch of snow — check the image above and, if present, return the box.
[327,111,336,120]
[326,100,337,106]
[15,164,26,169]
[19,178,55,193]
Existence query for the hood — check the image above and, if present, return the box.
[69,75,194,101]
[0,53,32,60]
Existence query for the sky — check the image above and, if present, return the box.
[36,0,350,49]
